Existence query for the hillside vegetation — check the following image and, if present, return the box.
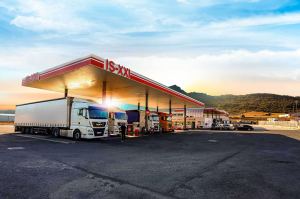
[1,86,299,115]
[169,85,300,114]
[0,110,15,114]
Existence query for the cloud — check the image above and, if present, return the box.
[8,0,94,33]
[2,0,300,53]
[10,16,93,33]
[1,0,300,106]
[1,44,300,106]
[208,12,300,29]
[176,0,262,7]
[177,0,188,4]
[0,46,83,72]
[116,49,300,95]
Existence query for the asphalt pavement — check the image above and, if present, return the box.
[0,130,300,199]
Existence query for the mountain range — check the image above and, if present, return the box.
[1,86,299,115]
[169,85,300,115]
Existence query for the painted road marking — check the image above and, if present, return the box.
[7,147,25,150]
[15,134,75,144]
[208,139,218,143]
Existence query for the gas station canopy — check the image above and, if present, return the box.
[204,108,229,116]
[22,54,204,109]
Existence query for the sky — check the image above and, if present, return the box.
[1,0,300,107]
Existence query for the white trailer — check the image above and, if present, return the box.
[14,97,109,140]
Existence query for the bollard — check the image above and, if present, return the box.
[134,129,139,137]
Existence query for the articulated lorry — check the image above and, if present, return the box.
[158,112,174,132]
[108,107,128,136]
[126,110,160,134]
[14,97,112,140]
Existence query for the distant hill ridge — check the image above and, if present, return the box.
[169,85,300,114]
[0,110,15,114]
[1,86,299,115]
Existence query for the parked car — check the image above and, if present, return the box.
[236,124,254,131]
[222,124,235,130]
[211,123,221,130]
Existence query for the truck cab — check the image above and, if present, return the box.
[69,101,109,139]
[158,112,173,132]
[108,107,128,136]
[148,112,160,133]
[126,110,160,135]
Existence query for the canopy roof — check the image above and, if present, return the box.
[204,108,229,116]
[22,54,204,109]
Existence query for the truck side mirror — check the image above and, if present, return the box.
[83,108,88,119]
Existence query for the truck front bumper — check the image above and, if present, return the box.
[82,127,108,139]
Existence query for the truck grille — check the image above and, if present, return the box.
[93,128,105,136]
[118,122,126,126]
[92,122,106,127]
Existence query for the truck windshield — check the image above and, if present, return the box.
[126,111,139,124]
[114,112,127,120]
[88,106,108,119]
[150,115,159,121]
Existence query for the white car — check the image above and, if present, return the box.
[222,124,235,130]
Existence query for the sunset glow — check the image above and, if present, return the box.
[1,1,300,108]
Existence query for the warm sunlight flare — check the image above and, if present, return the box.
[1,2,300,199]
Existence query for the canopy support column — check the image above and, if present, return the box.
[64,88,68,98]
[138,102,140,110]
[169,100,172,115]
[184,105,187,130]
[102,81,107,104]
[145,92,149,132]
[157,106,159,113]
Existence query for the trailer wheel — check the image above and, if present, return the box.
[25,127,30,134]
[52,128,60,137]
[21,127,26,134]
[73,130,81,141]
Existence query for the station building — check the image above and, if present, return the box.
[203,108,229,128]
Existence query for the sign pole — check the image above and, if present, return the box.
[184,105,187,130]
[145,92,149,133]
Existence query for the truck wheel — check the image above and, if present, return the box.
[73,130,81,141]
[52,128,60,137]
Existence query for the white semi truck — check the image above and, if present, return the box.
[108,107,128,136]
[126,110,160,135]
[14,97,111,140]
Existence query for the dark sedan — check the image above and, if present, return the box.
[236,124,254,131]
